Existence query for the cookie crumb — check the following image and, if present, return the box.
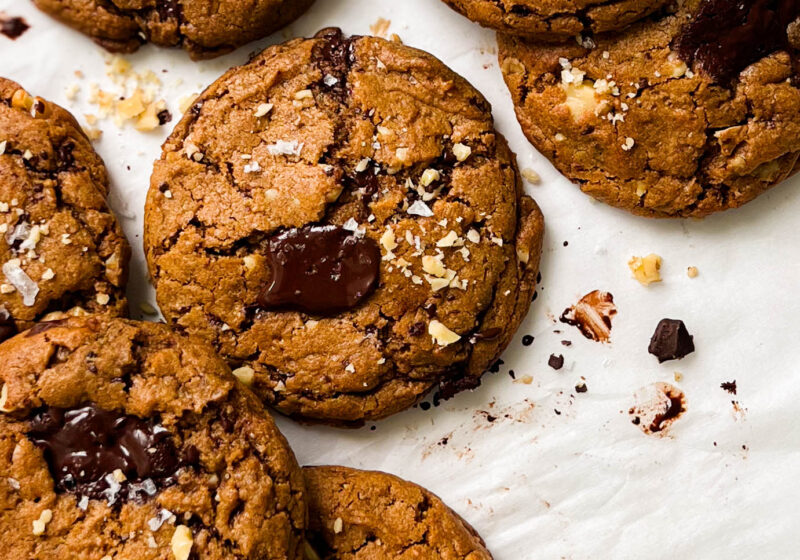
[628,254,662,285]
[687,266,698,278]
[521,168,541,184]
[370,18,391,37]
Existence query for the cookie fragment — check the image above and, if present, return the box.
[648,319,695,362]
[303,466,493,559]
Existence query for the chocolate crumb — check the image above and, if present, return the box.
[521,334,534,346]
[561,340,572,346]
[720,380,737,395]
[157,109,172,125]
[575,382,587,393]
[648,319,695,363]
[548,354,564,370]
[0,16,29,40]
[419,401,431,411]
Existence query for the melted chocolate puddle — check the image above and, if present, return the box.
[28,405,189,504]
[559,290,617,342]
[258,225,380,315]
[629,383,687,435]
[0,15,29,40]
[674,0,800,85]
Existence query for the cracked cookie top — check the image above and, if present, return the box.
[144,29,544,425]
[0,78,129,342]
[0,316,306,559]
[498,0,800,217]
[303,466,493,560]
[440,0,669,39]
[32,0,317,60]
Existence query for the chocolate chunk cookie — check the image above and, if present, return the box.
[499,0,800,217]
[144,29,544,425]
[303,466,493,560]
[33,0,317,60]
[0,78,129,343]
[0,316,306,559]
[440,0,668,39]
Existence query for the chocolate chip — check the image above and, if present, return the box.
[25,318,68,337]
[27,404,190,504]
[548,353,564,370]
[674,0,799,85]
[472,327,502,341]
[257,225,380,315]
[648,319,695,363]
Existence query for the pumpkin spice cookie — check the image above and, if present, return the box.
[0,316,306,560]
[441,0,668,39]
[303,466,493,560]
[33,0,317,60]
[499,0,800,217]
[0,78,129,343]
[144,28,544,425]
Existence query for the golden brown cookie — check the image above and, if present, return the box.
[0,78,129,343]
[144,28,544,426]
[498,0,800,217]
[303,466,492,560]
[0,316,306,559]
[32,0,317,60]
[441,0,668,39]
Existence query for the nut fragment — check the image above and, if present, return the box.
[232,366,255,386]
[687,266,698,278]
[11,89,34,111]
[452,143,471,162]
[171,525,193,560]
[628,254,662,285]
[428,320,460,347]
[32,509,53,536]
[333,517,344,534]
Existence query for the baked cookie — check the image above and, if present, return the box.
[0,78,129,343]
[33,0,317,60]
[440,0,668,39]
[498,0,800,217]
[303,466,493,560]
[144,28,544,425]
[0,316,306,559]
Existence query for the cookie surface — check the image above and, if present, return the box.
[303,466,492,560]
[0,78,129,342]
[33,0,316,59]
[441,0,668,39]
[145,29,544,425]
[0,316,306,559]
[499,0,800,217]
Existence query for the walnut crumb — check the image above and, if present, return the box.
[628,254,662,285]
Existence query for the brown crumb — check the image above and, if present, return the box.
[687,266,699,278]
[370,18,391,37]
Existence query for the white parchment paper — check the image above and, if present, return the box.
[2,1,799,558]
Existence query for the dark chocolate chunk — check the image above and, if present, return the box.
[258,225,380,315]
[648,319,695,363]
[27,404,188,504]
[575,382,588,393]
[312,28,355,102]
[548,353,564,370]
[25,318,68,337]
[674,0,800,85]
[0,16,29,40]
[472,327,502,342]
[0,306,15,342]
